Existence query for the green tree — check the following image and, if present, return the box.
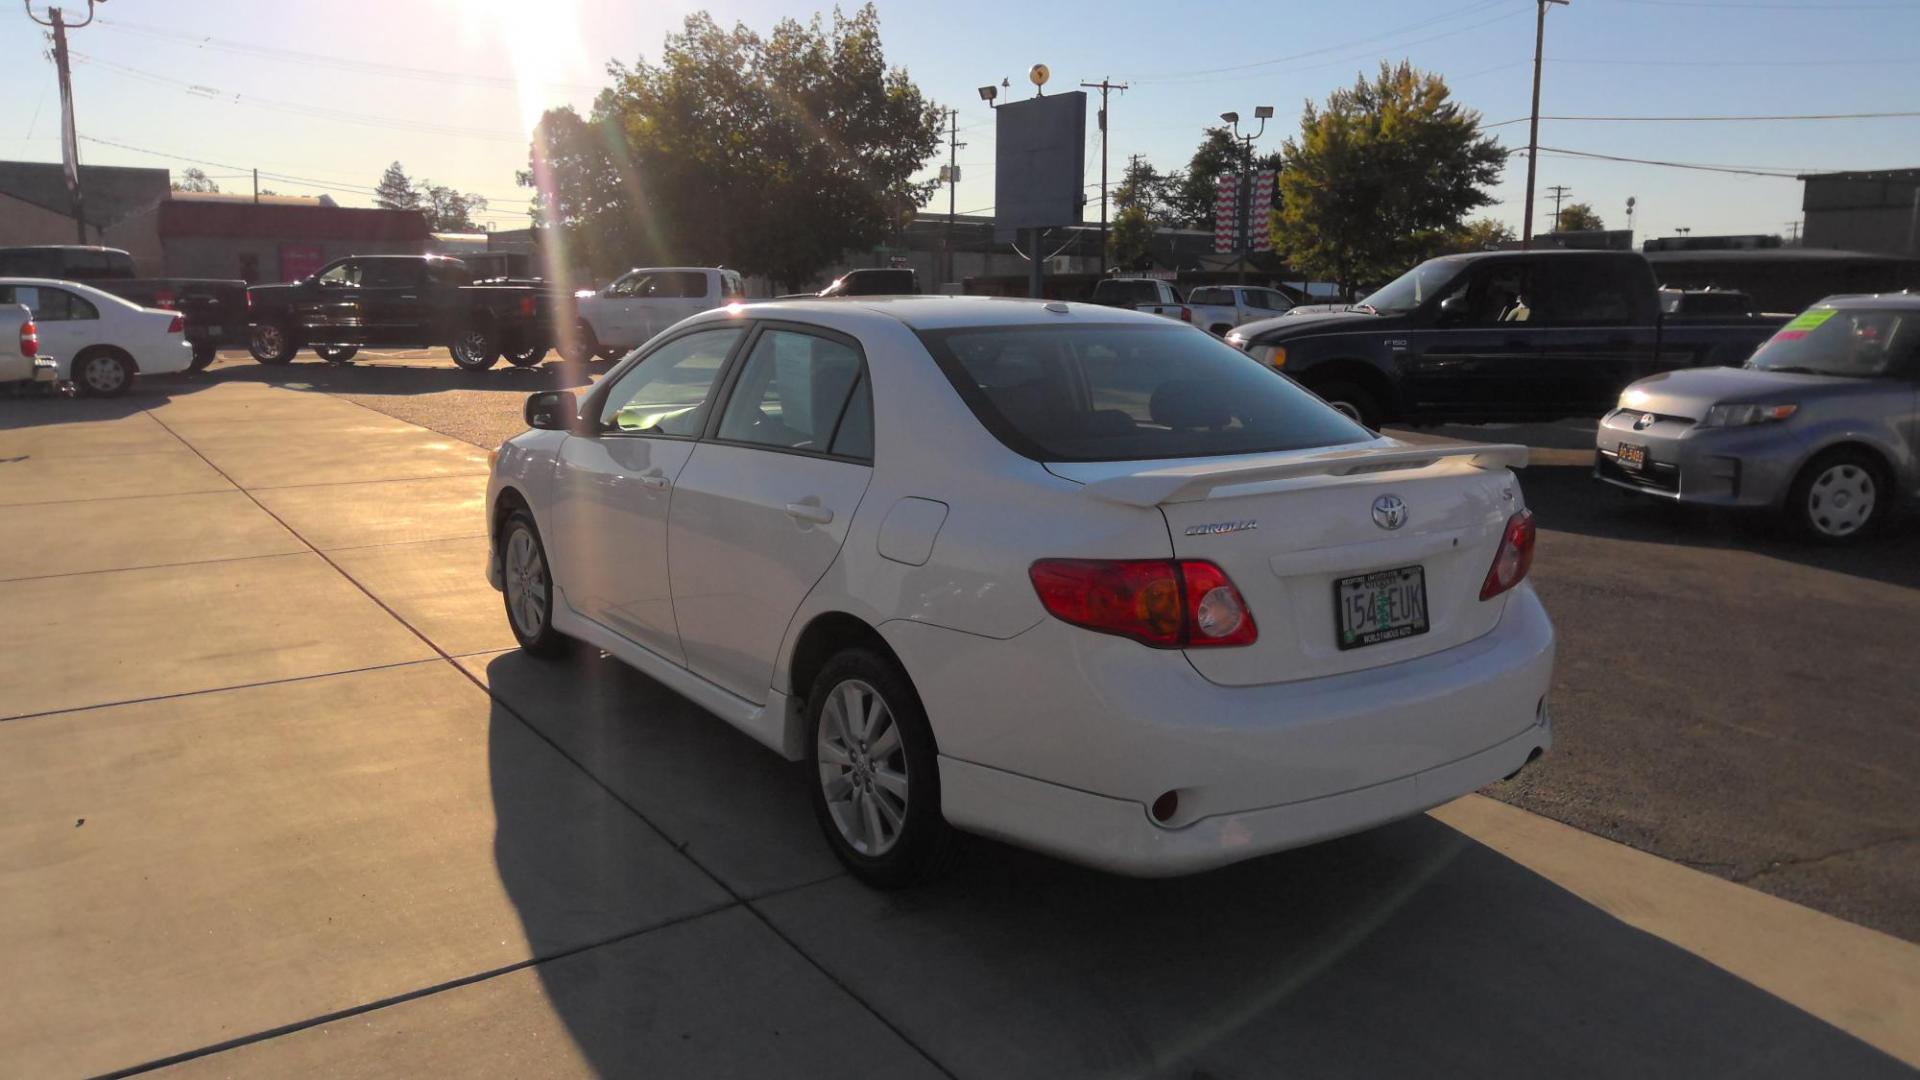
[1171,127,1281,229]
[1107,204,1155,269]
[415,180,489,232]
[1453,217,1515,251]
[1555,202,1604,231]
[1112,156,1175,225]
[170,167,219,194]
[527,5,941,290]
[373,162,419,211]
[1273,61,1507,294]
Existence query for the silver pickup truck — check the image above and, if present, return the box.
[0,303,58,390]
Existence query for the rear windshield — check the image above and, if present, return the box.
[918,323,1370,462]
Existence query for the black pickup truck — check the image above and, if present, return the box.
[0,244,247,370]
[245,254,567,370]
[1226,250,1786,427]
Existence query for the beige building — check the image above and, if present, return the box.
[1800,169,1920,257]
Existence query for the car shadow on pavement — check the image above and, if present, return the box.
[484,648,1910,1079]
[1521,463,1920,589]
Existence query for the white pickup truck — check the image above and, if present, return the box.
[0,303,58,390]
[1088,278,1193,324]
[1183,285,1296,336]
[565,266,746,363]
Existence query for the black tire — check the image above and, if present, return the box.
[248,321,298,365]
[189,342,218,372]
[1209,324,1232,337]
[506,345,550,368]
[73,349,135,398]
[556,323,599,365]
[315,345,359,364]
[499,510,569,657]
[1314,380,1382,429]
[450,325,501,371]
[805,647,957,889]
[1785,447,1888,544]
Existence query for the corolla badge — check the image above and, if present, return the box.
[1184,519,1259,537]
[1371,494,1409,531]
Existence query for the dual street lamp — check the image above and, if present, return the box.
[1221,106,1274,285]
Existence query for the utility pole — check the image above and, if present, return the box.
[1522,0,1570,250]
[941,108,965,287]
[1783,219,1800,245]
[26,2,105,243]
[1080,77,1127,280]
[253,167,260,205]
[1545,185,1571,231]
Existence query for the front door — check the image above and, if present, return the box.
[549,325,747,662]
[1401,259,1547,420]
[667,324,874,704]
[299,259,364,344]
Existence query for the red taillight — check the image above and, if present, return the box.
[1479,510,1536,601]
[1180,306,1193,322]
[1029,558,1257,648]
[19,319,37,358]
[519,295,537,318]
[154,289,177,309]
[166,315,184,333]
[245,290,254,311]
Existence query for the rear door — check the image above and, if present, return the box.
[666,323,874,703]
[358,259,429,344]
[666,270,715,329]
[1528,256,1660,414]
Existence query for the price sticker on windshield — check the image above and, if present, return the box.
[1776,308,1837,341]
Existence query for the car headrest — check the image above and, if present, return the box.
[1149,379,1234,431]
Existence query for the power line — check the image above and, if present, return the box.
[1535,110,1920,122]
[77,134,531,204]
[1614,0,1913,9]
[1116,0,1506,81]
[1535,146,1807,178]
[94,17,602,94]
[1548,55,1914,67]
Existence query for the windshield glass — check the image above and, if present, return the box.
[1355,258,1467,315]
[1747,306,1915,377]
[918,323,1371,462]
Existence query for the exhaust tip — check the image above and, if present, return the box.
[1150,790,1180,825]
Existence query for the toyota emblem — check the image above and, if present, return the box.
[1371,494,1408,530]
[1633,413,1657,431]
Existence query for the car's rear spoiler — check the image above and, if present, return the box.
[1078,443,1529,507]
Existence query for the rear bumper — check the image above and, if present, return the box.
[30,358,58,383]
[892,585,1555,876]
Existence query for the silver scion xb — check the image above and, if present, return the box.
[1595,294,1920,542]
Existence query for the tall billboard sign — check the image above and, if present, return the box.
[993,91,1087,296]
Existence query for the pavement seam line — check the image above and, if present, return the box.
[0,546,312,585]
[144,391,960,1079]
[94,900,740,1080]
[0,656,452,724]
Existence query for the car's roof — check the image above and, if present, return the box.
[0,276,137,305]
[1817,292,1920,309]
[725,294,1177,331]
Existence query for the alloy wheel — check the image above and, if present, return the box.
[504,527,549,637]
[1806,463,1876,538]
[255,325,282,354]
[816,678,909,856]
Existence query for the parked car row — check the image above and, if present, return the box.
[0,279,194,396]
[0,245,246,370]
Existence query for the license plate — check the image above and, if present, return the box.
[1616,442,1647,472]
[1335,565,1430,651]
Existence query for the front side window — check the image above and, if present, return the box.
[716,329,865,455]
[596,326,744,435]
[1747,307,1916,378]
[316,261,361,287]
[1357,257,1468,315]
[920,323,1369,462]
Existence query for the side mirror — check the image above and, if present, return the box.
[1435,295,1465,325]
[525,390,582,432]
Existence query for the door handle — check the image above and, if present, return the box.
[400,294,418,300]
[636,471,670,491]
[784,502,834,525]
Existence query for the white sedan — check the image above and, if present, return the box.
[0,277,193,397]
[486,298,1555,887]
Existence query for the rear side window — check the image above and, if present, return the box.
[0,251,55,276]
[722,272,746,300]
[717,328,865,456]
[0,285,97,321]
[1534,259,1636,326]
[1187,288,1230,305]
[666,271,711,299]
[919,323,1369,462]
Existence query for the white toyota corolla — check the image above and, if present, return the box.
[487,297,1555,887]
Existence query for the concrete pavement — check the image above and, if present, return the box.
[1,377,1915,1077]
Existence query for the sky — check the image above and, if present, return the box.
[5,0,1918,244]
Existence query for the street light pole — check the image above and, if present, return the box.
[1521,0,1569,251]
[1223,107,1272,286]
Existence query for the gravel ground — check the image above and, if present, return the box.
[189,348,1920,940]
